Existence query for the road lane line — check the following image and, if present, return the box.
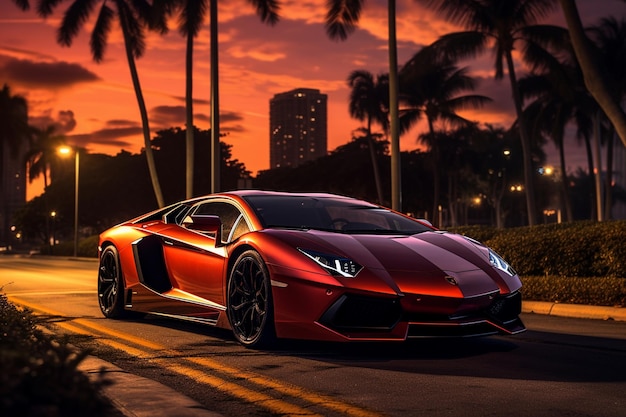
[9,297,383,417]
[186,356,383,417]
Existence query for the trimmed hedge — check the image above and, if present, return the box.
[450,220,626,278]
[449,221,626,307]
[39,235,99,258]
[521,276,626,307]
[0,292,115,417]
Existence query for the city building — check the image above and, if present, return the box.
[269,88,327,169]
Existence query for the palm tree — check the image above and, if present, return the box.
[558,0,626,148]
[347,70,389,204]
[0,84,29,245]
[31,0,167,207]
[154,0,280,195]
[399,48,491,227]
[519,62,595,222]
[153,0,209,199]
[422,0,567,226]
[587,16,626,220]
[0,84,29,164]
[25,125,67,189]
[325,0,402,211]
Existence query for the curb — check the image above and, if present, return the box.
[522,301,626,322]
[79,356,223,417]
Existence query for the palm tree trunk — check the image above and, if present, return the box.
[366,118,383,204]
[557,139,573,221]
[559,0,626,148]
[505,50,537,226]
[583,132,596,220]
[495,170,506,229]
[120,16,164,208]
[210,0,220,193]
[604,128,615,220]
[388,0,401,211]
[593,110,603,221]
[185,33,194,199]
[428,120,441,228]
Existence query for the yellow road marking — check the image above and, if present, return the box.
[9,296,383,417]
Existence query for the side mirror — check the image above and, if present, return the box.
[183,215,222,242]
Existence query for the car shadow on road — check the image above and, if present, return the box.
[269,331,626,383]
[118,314,626,384]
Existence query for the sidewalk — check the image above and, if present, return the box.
[522,300,626,321]
[79,301,625,417]
[79,356,223,417]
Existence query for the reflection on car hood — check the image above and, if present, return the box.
[266,228,520,297]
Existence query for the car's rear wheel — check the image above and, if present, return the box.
[227,250,275,348]
[98,245,126,318]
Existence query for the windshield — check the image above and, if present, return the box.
[244,195,432,235]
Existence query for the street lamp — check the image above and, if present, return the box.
[58,146,79,257]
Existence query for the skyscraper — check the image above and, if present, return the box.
[269,88,327,169]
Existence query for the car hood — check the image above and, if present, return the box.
[265,229,521,298]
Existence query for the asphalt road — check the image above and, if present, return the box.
[2,255,625,417]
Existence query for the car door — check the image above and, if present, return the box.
[160,200,250,307]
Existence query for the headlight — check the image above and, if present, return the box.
[489,249,517,276]
[298,248,363,278]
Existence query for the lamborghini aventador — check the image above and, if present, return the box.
[97,190,525,347]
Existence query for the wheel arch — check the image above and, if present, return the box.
[227,243,259,279]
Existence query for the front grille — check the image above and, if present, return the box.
[487,291,522,323]
[407,321,500,338]
[319,294,402,331]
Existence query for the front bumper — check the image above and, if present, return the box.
[318,291,526,339]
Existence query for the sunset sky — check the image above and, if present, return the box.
[1,0,624,198]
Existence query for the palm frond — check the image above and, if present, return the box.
[11,0,30,11]
[90,3,114,62]
[430,31,489,62]
[179,0,208,37]
[249,0,281,26]
[117,0,146,59]
[37,0,64,17]
[324,0,363,41]
[58,0,98,46]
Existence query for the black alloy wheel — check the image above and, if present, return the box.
[227,250,275,347]
[98,245,126,318]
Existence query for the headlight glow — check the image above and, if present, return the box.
[489,249,517,276]
[298,248,363,278]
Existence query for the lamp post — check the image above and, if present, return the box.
[58,146,79,257]
[50,211,57,254]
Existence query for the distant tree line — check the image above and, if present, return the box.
[13,128,249,246]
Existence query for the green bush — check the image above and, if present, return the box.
[39,235,99,258]
[450,221,626,307]
[521,276,626,307]
[451,220,626,278]
[0,292,114,417]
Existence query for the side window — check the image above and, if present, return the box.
[191,201,247,243]
[229,214,251,241]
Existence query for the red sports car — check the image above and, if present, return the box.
[97,190,525,347]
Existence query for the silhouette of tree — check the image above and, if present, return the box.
[325,0,402,211]
[399,47,491,226]
[29,0,167,207]
[347,70,389,203]
[422,0,566,225]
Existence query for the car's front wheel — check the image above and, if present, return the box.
[227,250,275,348]
[98,245,126,318]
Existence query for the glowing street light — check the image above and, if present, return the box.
[58,146,79,257]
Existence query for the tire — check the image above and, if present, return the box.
[98,245,126,318]
[227,250,275,348]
